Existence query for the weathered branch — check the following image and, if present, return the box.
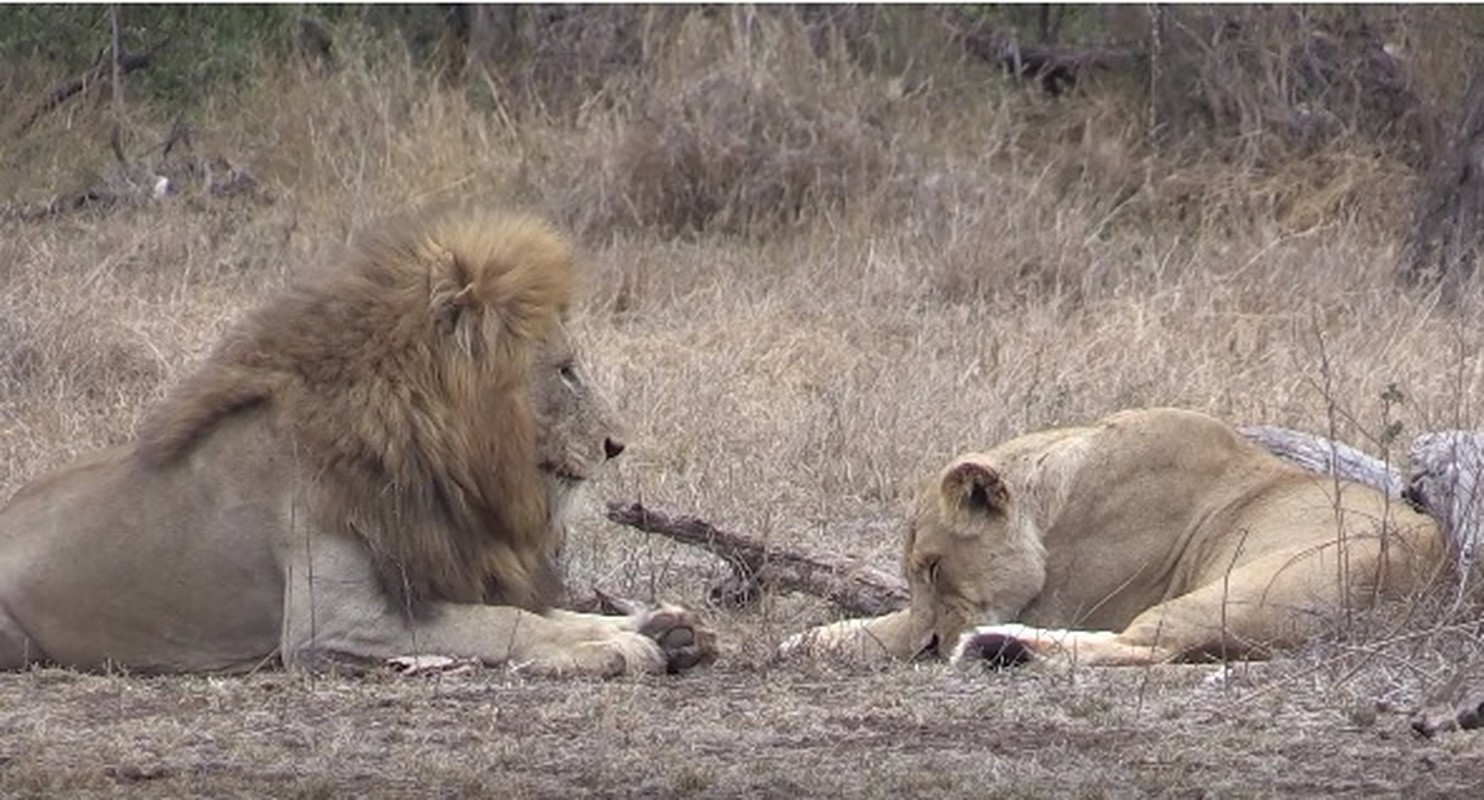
[13,37,168,137]
[1407,431,1484,565]
[1241,425,1480,566]
[1238,425,1404,497]
[604,501,907,616]
[948,8,1141,97]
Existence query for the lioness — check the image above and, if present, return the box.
[782,408,1445,667]
[0,209,716,676]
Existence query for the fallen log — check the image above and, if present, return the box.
[1411,668,1484,737]
[1407,431,1484,566]
[604,500,908,617]
[13,38,170,137]
[1237,425,1404,497]
[947,8,1141,97]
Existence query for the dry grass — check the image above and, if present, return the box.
[3,9,1484,796]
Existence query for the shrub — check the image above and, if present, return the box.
[556,10,902,239]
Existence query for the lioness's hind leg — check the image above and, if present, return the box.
[1111,546,1366,662]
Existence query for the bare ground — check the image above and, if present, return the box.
[1,638,1482,798]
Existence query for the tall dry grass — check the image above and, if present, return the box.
[2,7,1481,674]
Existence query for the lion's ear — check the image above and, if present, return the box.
[940,461,1009,518]
[428,216,574,348]
[431,250,484,352]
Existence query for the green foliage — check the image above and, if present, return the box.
[0,4,460,110]
[0,4,299,107]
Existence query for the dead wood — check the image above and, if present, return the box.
[1411,669,1484,737]
[949,8,1141,97]
[604,500,907,616]
[1406,431,1484,566]
[1238,425,1404,497]
[13,37,169,137]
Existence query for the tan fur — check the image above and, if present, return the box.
[781,408,1447,667]
[0,209,716,676]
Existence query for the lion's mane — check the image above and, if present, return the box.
[135,210,575,612]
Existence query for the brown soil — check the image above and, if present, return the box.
[1,651,1480,798]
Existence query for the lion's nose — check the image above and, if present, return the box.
[603,437,626,460]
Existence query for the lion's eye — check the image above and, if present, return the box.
[557,362,580,389]
[924,558,941,585]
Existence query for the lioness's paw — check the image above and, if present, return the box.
[776,630,809,659]
[950,624,1038,669]
[633,605,718,673]
[776,620,874,660]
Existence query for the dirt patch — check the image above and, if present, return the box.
[1,657,1480,798]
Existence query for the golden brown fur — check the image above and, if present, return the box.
[0,209,715,675]
[781,408,1447,668]
[137,213,572,611]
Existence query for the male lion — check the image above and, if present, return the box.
[0,209,716,676]
[782,408,1446,667]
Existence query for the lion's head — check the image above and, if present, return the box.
[135,209,622,612]
[530,321,626,518]
[900,460,1047,658]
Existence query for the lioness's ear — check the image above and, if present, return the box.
[940,461,1009,518]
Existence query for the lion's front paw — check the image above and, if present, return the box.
[514,635,663,678]
[633,605,718,673]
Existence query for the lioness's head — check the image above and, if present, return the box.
[902,459,1047,658]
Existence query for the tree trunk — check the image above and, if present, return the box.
[110,5,125,115]
[464,4,520,81]
[1400,66,1484,301]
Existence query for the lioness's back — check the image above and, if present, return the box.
[1012,408,1441,631]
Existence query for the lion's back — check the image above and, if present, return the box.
[0,408,289,672]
